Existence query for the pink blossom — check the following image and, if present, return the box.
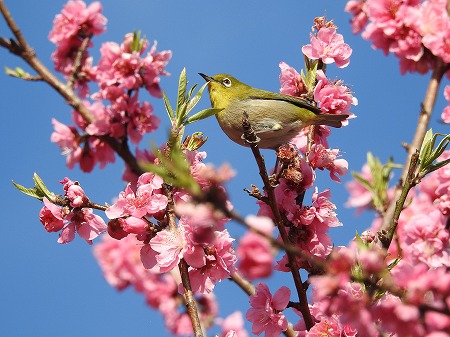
[188,229,237,293]
[106,177,168,234]
[50,118,82,169]
[95,34,171,99]
[65,183,87,207]
[58,208,107,244]
[141,42,173,97]
[441,85,450,123]
[48,1,106,92]
[314,71,357,116]
[297,188,342,228]
[289,125,331,154]
[279,62,306,97]
[402,210,449,268]
[420,0,450,63]
[302,27,352,68]
[149,228,186,272]
[217,311,249,337]
[307,144,348,182]
[345,163,373,212]
[345,0,369,34]
[127,96,160,144]
[237,216,274,280]
[305,317,341,337]
[49,1,106,44]
[176,202,229,243]
[39,197,65,232]
[246,283,290,337]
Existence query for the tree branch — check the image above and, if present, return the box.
[380,58,448,236]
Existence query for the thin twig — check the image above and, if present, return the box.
[381,151,420,249]
[178,259,204,337]
[241,113,315,330]
[67,35,91,89]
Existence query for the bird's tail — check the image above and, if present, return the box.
[311,113,349,128]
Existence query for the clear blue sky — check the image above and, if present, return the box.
[0,1,447,336]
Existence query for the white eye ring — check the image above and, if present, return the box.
[222,78,232,87]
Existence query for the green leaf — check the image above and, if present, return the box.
[418,129,450,174]
[427,157,450,174]
[176,68,187,117]
[162,91,174,119]
[351,172,373,191]
[33,173,55,200]
[186,82,208,114]
[432,133,450,160]
[5,66,29,78]
[12,180,44,200]
[185,108,222,125]
[419,129,433,165]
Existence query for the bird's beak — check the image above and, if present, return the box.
[199,73,214,82]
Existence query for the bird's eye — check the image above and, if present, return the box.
[222,78,232,87]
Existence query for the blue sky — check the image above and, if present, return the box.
[0,1,448,336]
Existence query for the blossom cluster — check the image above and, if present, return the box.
[39,178,107,244]
[346,0,450,74]
[94,234,248,336]
[49,1,171,173]
[331,149,450,336]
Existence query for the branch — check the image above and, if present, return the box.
[241,113,315,330]
[67,34,91,89]
[380,58,448,236]
[178,259,204,337]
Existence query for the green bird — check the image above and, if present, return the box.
[199,73,348,149]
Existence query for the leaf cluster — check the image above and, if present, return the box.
[163,68,222,128]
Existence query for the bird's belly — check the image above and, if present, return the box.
[216,99,304,149]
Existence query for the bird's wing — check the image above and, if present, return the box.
[248,90,322,114]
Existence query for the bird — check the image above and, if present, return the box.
[199,73,348,149]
